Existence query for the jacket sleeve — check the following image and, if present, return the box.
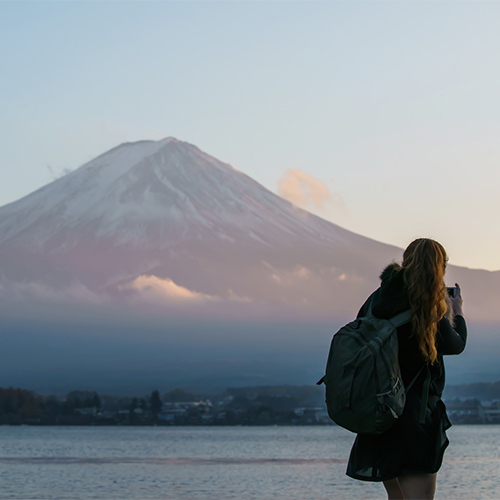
[436,315,467,355]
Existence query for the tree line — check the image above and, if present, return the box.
[0,387,164,425]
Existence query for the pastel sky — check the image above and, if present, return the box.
[1,1,500,270]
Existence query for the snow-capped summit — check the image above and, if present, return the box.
[0,138,373,250]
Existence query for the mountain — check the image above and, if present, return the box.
[1,137,499,393]
[0,137,405,317]
[1,137,498,320]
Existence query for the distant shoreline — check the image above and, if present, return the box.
[2,384,499,427]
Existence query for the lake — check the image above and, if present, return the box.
[0,425,498,499]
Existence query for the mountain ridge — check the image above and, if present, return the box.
[0,138,498,321]
[0,138,392,249]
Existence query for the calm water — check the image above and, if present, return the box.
[0,425,499,499]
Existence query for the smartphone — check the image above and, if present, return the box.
[447,287,457,298]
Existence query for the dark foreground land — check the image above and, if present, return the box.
[2,383,500,426]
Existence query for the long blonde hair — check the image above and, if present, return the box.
[399,238,449,364]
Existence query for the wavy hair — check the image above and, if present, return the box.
[399,238,449,364]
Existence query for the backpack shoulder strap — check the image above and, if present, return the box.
[366,298,411,328]
[405,365,424,393]
[418,364,432,424]
[404,364,432,424]
[387,309,412,328]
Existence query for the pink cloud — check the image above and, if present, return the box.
[277,168,344,210]
[120,275,216,302]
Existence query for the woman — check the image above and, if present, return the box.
[346,238,467,500]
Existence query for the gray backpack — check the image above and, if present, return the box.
[317,309,429,435]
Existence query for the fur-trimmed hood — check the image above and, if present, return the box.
[370,263,410,319]
[380,263,402,283]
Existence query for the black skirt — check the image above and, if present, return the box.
[346,391,452,482]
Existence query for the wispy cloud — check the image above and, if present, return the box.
[0,275,252,311]
[277,168,345,211]
[0,276,257,325]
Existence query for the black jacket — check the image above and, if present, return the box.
[357,264,467,397]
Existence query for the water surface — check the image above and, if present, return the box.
[0,425,498,499]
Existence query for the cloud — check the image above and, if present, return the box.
[120,275,215,302]
[0,275,252,323]
[120,275,252,305]
[277,169,347,218]
[278,169,342,209]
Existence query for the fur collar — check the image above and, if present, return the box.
[371,264,409,318]
[380,263,403,284]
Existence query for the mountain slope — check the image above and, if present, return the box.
[0,138,400,310]
[0,138,497,319]
[0,138,391,250]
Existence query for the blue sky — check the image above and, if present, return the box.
[2,1,500,270]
